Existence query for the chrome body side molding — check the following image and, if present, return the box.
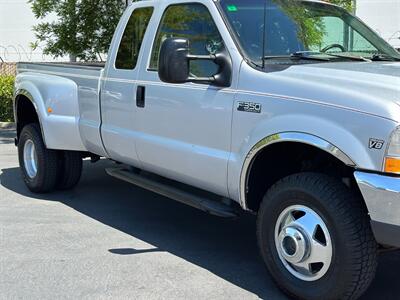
[239,132,356,210]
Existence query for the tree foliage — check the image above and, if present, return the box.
[278,0,354,50]
[29,0,353,61]
[29,0,125,61]
[326,0,354,12]
[0,75,15,122]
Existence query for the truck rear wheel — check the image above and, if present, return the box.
[18,123,59,193]
[56,151,83,190]
[257,172,377,300]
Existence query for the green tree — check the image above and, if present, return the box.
[327,0,354,12]
[29,0,126,61]
[277,0,354,50]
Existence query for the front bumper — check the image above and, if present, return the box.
[354,171,400,248]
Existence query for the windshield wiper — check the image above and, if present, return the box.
[324,53,371,62]
[291,52,331,61]
[294,51,371,62]
[371,54,400,61]
[264,52,330,62]
[263,51,375,63]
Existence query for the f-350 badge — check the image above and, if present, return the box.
[237,101,262,113]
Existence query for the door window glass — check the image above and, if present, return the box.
[150,4,224,77]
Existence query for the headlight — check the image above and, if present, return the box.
[384,127,400,174]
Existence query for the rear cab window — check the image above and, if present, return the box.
[115,7,154,70]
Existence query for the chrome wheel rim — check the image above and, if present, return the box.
[23,139,38,178]
[274,205,332,281]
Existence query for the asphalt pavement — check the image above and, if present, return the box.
[1,128,399,299]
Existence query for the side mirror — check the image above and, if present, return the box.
[158,38,232,87]
[158,38,191,84]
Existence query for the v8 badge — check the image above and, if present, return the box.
[369,138,384,150]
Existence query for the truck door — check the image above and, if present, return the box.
[100,5,154,166]
[135,2,235,197]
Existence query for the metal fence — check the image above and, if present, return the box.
[0,63,17,76]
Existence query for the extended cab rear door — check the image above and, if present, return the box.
[134,1,240,197]
[100,4,154,166]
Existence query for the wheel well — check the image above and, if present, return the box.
[245,142,356,212]
[15,95,39,138]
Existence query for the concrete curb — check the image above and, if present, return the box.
[0,122,16,130]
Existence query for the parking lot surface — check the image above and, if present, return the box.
[1,128,399,299]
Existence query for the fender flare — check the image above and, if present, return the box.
[14,88,47,146]
[239,132,356,210]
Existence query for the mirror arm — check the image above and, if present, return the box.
[188,76,215,83]
[187,54,216,61]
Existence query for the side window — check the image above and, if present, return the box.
[149,3,224,77]
[115,7,154,70]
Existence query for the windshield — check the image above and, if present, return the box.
[218,0,400,66]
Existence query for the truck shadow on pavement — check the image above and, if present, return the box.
[1,160,400,300]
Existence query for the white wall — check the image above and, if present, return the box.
[356,0,400,48]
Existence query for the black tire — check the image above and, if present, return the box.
[18,123,59,193]
[257,172,377,300]
[56,151,82,190]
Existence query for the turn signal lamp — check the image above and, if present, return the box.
[384,157,400,174]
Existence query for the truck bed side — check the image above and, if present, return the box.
[15,62,107,156]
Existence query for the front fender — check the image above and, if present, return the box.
[246,114,373,167]
[228,112,397,209]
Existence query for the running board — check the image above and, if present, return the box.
[105,167,238,218]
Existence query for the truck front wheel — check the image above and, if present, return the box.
[18,123,59,193]
[257,172,377,300]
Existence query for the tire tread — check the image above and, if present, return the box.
[18,123,59,193]
[56,151,82,190]
[257,172,377,300]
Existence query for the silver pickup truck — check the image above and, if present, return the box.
[13,0,400,299]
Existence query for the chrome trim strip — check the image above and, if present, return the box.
[17,68,236,93]
[14,89,47,146]
[239,132,355,210]
[354,171,400,226]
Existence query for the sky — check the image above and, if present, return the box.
[0,0,62,62]
[357,0,400,48]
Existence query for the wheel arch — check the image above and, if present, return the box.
[239,132,357,212]
[14,89,47,146]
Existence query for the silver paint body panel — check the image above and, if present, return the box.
[14,0,400,216]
